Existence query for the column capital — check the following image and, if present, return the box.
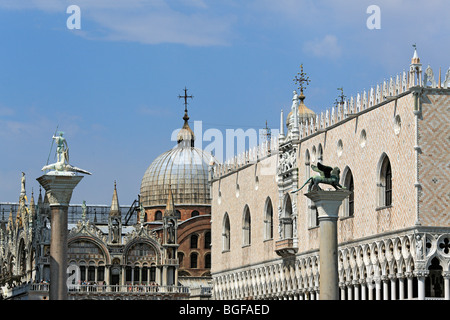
[414,270,429,278]
[304,190,352,219]
[388,274,397,281]
[37,173,83,206]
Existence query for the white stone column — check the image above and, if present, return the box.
[347,282,353,300]
[367,280,374,300]
[443,272,450,300]
[382,276,389,300]
[162,266,168,286]
[353,280,360,300]
[105,266,110,285]
[416,271,428,300]
[340,283,346,300]
[407,272,414,300]
[360,280,367,300]
[37,172,83,301]
[398,274,405,300]
[304,190,351,300]
[375,278,381,300]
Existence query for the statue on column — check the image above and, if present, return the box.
[20,172,26,196]
[53,132,69,164]
[41,131,92,175]
[292,162,343,193]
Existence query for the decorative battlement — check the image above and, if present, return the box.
[211,137,279,179]
[210,61,449,180]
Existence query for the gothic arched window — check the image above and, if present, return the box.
[243,205,251,246]
[155,211,162,220]
[264,197,273,240]
[283,194,293,238]
[343,167,355,217]
[377,154,392,207]
[222,213,230,252]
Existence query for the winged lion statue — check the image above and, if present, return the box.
[291,162,344,193]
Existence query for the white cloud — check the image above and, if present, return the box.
[303,35,342,59]
[0,0,236,46]
[91,9,234,46]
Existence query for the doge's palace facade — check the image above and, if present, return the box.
[210,50,450,300]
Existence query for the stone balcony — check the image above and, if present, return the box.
[275,238,298,257]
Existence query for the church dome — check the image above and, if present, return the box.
[286,91,316,128]
[140,106,214,208]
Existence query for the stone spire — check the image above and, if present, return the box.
[409,44,422,87]
[7,206,14,234]
[29,190,36,228]
[411,45,420,64]
[37,186,43,210]
[164,185,175,217]
[108,181,122,244]
[109,181,121,218]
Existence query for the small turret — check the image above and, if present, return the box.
[108,181,122,244]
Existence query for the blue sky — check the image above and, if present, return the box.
[0,0,448,206]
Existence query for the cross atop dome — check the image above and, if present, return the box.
[178,87,193,122]
[177,87,195,147]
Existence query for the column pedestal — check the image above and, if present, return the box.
[305,189,351,300]
[37,172,83,300]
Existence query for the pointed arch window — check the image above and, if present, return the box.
[264,197,273,240]
[222,213,230,252]
[377,154,393,207]
[343,168,354,217]
[282,194,293,238]
[243,206,251,246]
[385,162,392,206]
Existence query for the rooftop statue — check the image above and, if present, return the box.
[292,162,343,193]
[41,131,92,175]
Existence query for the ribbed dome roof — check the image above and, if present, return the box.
[140,104,215,208]
[140,146,212,207]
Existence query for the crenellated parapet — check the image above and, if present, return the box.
[211,136,279,179]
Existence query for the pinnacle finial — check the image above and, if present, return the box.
[293,64,311,96]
